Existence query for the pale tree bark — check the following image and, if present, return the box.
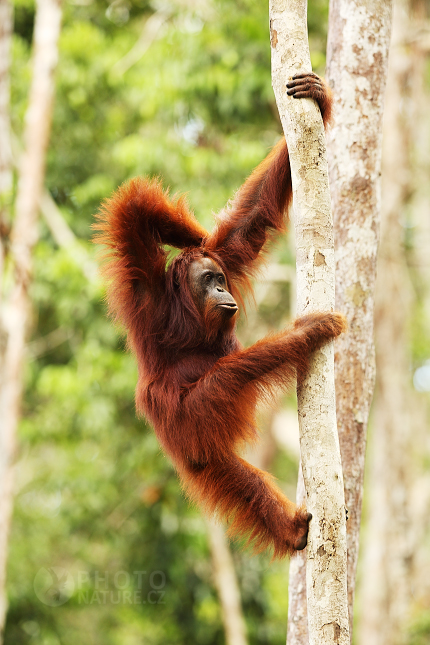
[269,2,349,644]
[0,0,13,301]
[327,0,392,636]
[287,467,308,644]
[286,1,392,640]
[0,0,62,636]
[359,1,426,641]
[409,5,430,330]
[407,4,430,598]
[206,519,248,645]
[409,82,430,616]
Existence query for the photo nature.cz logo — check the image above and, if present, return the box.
[33,567,166,606]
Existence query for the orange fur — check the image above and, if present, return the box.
[94,75,345,558]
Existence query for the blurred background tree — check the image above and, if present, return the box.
[2,0,430,643]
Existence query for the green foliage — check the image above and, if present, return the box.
[407,612,430,645]
[6,0,329,642]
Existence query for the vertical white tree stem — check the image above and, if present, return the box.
[269,2,349,644]
[206,519,248,645]
[0,0,62,635]
[326,0,392,636]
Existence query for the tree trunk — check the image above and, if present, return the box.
[206,519,248,645]
[0,0,13,300]
[326,0,392,636]
[359,0,423,641]
[286,1,392,640]
[0,0,62,635]
[269,2,349,644]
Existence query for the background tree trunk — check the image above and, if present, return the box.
[407,2,430,606]
[359,0,428,640]
[0,0,13,301]
[206,520,248,645]
[0,0,62,635]
[326,0,392,636]
[269,1,349,643]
